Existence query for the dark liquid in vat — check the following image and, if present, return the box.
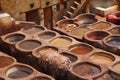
[7,66,33,79]
[87,32,109,40]
[107,38,120,46]
[8,70,30,79]
[19,40,41,50]
[6,34,25,42]
[110,27,120,34]
[61,52,77,62]
[73,63,101,77]
[38,32,56,39]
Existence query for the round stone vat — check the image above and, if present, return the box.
[91,21,111,30]
[38,31,56,40]
[0,56,14,68]
[50,36,72,47]
[16,40,41,51]
[89,52,115,64]
[69,44,93,55]
[22,25,45,34]
[85,31,109,40]
[6,65,33,79]
[71,62,101,78]
[4,33,25,43]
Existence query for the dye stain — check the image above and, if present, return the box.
[91,22,111,30]
[113,63,120,72]
[38,32,56,39]
[6,34,25,42]
[73,63,101,77]
[90,53,114,64]
[0,56,14,68]
[69,28,91,38]
[19,40,41,50]
[23,27,44,34]
[50,37,72,47]
[107,37,120,46]
[70,45,92,55]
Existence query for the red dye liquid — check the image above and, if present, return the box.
[70,47,92,55]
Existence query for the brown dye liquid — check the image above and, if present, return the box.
[38,32,56,39]
[8,70,31,79]
[109,28,120,34]
[90,54,113,64]
[73,63,101,77]
[50,37,72,47]
[70,46,92,55]
[7,66,32,79]
[87,31,109,40]
[91,22,111,30]
[113,63,120,72]
[0,56,14,68]
[6,34,25,42]
[69,28,91,38]
[23,27,44,34]
[19,40,41,50]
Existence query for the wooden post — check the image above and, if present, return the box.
[43,6,53,29]
[26,9,40,24]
